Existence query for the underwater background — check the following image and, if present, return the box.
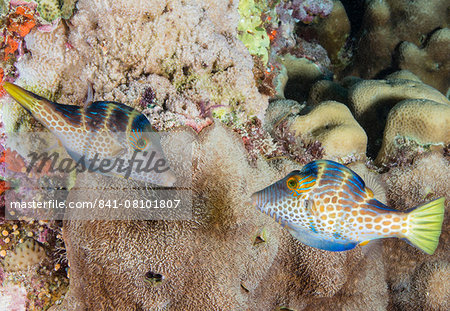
[0,0,449,310]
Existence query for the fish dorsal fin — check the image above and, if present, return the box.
[347,162,387,204]
[361,172,386,204]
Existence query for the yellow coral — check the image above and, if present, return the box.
[2,238,47,272]
[398,28,450,95]
[376,99,450,164]
[290,101,367,159]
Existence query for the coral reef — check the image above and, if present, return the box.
[397,28,450,95]
[347,76,449,158]
[346,0,449,82]
[0,0,449,309]
[306,0,351,67]
[282,100,367,160]
[376,99,450,164]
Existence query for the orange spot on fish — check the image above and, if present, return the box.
[360,209,377,216]
[332,197,337,203]
[351,210,358,216]
[374,217,382,223]
[383,228,389,233]
[321,215,327,220]
[382,221,391,226]
[324,197,330,203]
[366,224,373,229]
[357,217,363,222]
[319,205,325,213]
[328,220,334,225]
[327,205,334,212]
[364,217,372,222]
[401,229,407,234]
[392,225,400,230]
[375,225,382,230]
[329,213,336,218]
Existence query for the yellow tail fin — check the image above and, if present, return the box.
[405,197,445,255]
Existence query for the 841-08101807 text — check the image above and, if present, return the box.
[97,199,181,209]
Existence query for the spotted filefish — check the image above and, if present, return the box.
[3,82,176,186]
[251,160,445,254]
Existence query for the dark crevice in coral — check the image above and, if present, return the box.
[340,0,365,37]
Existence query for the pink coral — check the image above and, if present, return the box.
[277,0,333,24]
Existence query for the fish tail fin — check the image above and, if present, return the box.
[405,197,445,255]
[2,82,46,113]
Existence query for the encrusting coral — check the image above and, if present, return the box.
[2,238,47,272]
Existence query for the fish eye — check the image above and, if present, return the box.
[137,138,147,148]
[286,177,298,190]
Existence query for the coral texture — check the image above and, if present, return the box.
[288,101,367,159]
[2,238,47,272]
[1,0,269,133]
[382,152,449,311]
[376,99,450,164]
[397,28,450,95]
[347,0,449,81]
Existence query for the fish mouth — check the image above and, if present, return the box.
[2,82,44,111]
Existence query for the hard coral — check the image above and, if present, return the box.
[397,28,450,95]
[346,0,449,80]
[376,99,450,165]
[307,0,351,67]
[347,76,449,158]
[287,100,367,160]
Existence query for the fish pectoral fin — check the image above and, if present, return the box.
[305,199,319,217]
[286,222,358,252]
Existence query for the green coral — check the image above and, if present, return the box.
[35,0,77,22]
[237,0,270,65]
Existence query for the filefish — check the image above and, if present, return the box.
[3,82,176,186]
[251,160,445,254]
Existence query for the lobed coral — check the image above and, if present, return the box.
[397,28,450,95]
[375,99,450,165]
[346,0,449,81]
